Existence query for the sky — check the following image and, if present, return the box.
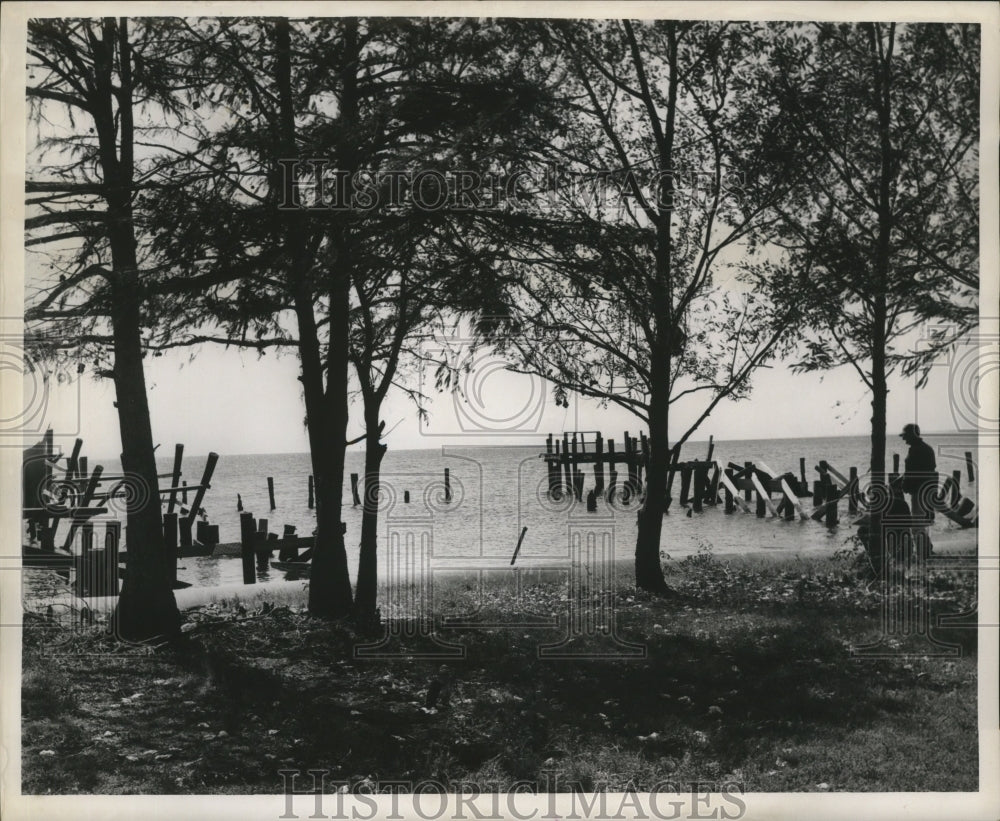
[22,331,976,461]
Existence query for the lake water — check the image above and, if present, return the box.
[76,433,979,590]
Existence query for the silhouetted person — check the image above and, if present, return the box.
[900,424,937,524]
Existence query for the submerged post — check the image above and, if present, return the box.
[267,476,276,511]
[965,451,975,483]
[444,467,452,502]
[239,512,256,584]
[825,483,839,527]
[163,512,178,587]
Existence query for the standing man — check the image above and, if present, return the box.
[900,423,937,555]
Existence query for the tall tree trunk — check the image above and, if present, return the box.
[867,23,894,569]
[354,399,386,616]
[98,18,178,641]
[634,366,671,594]
[274,18,353,617]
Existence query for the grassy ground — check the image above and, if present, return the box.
[21,546,978,794]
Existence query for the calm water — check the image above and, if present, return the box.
[79,433,978,589]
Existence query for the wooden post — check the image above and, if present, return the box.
[185,452,218,527]
[179,517,192,550]
[350,473,361,506]
[679,464,692,507]
[586,489,597,512]
[965,451,975,483]
[444,467,452,502]
[952,469,962,498]
[163,513,178,587]
[812,480,823,507]
[239,512,256,584]
[723,470,735,513]
[256,518,271,571]
[705,435,714,462]
[606,438,617,500]
[79,456,88,485]
[573,469,584,502]
[562,434,572,494]
[892,453,900,474]
[237,493,243,512]
[182,480,188,504]
[743,462,754,502]
[104,521,121,596]
[404,490,411,503]
[66,438,83,482]
[707,465,721,506]
[550,442,561,497]
[692,464,705,514]
[62,464,103,552]
[167,443,184,514]
[799,457,807,486]
[308,475,314,509]
[510,526,528,566]
[196,520,209,544]
[267,476,276,511]
[595,432,605,494]
[754,468,767,518]
[825,483,839,527]
[848,467,858,514]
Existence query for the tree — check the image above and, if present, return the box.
[25,17,194,640]
[144,18,554,618]
[461,19,797,594]
[756,22,979,558]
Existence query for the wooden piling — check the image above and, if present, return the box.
[723,469,735,513]
[308,475,314,508]
[510,526,528,566]
[707,465,721,506]
[179,517,192,550]
[595,432,605,494]
[167,443,184,514]
[892,453,900,474]
[692,464,705,514]
[267,476,276,511]
[239,512,256,584]
[586,489,597,512]
[743,462,754,502]
[825,483,839,527]
[67,438,83,482]
[351,473,361,506]
[404,490,411,503]
[965,451,975,483]
[104,521,121,595]
[79,456,88,484]
[182,480,188,504]
[184,452,218,526]
[754,471,767,518]
[679,465,692,507]
[573,469,585,502]
[848,467,858,514]
[952,470,962,497]
[799,457,807,486]
[237,493,243,512]
[562,433,572,494]
[444,467,452,502]
[812,480,823,507]
[706,435,715,462]
[163,513,178,587]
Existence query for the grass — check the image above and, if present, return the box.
[20,546,978,794]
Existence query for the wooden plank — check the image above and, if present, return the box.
[185,452,219,526]
[167,443,184,515]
